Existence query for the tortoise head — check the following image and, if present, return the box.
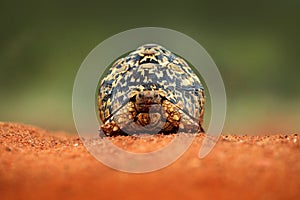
[129,88,168,114]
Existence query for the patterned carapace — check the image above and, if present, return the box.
[98,44,205,136]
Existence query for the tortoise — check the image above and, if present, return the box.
[98,44,205,136]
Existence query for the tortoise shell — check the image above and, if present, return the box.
[98,44,205,136]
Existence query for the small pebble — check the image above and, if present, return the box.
[5,146,12,151]
[293,138,297,143]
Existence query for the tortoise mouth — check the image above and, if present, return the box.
[136,102,159,106]
[134,102,162,113]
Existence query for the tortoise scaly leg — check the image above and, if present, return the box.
[162,100,200,133]
[101,101,138,136]
[161,100,181,133]
[101,120,122,136]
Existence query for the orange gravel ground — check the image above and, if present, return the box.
[0,122,299,200]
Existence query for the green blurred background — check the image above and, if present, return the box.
[0,0,299,134]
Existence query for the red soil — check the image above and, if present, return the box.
[0,122,299,200]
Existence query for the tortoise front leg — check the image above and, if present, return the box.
[161,100,201,133]
[101,120,127,136]
[101,101,137,136]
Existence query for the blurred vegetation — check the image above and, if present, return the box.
[0,0,299,133]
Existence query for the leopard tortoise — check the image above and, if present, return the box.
[98,44,205,136]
